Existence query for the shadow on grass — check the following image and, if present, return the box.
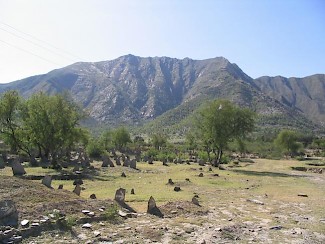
[231,169,307,178]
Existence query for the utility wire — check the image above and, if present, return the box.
[0,21,83,61]
[0,39,61,66]
[0,26,77,63]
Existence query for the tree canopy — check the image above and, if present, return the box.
[195,99,255,166]
[274,130,302,157]
[0,91,85,166]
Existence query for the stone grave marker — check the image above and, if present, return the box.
[73,184,81,196]
[0,200,18,227]
[115,157,121,166]
[41,175,52,188]
[130,159,137,169]
[147,196,163,218]
[0,156,5,169]
[114,188,126,203]
[11,160,26,176]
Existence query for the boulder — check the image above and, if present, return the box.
[0,200,18,227]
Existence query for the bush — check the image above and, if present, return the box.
[103,204,121,223]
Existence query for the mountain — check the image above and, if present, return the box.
[0,55,323,133]
[252,75,325,126]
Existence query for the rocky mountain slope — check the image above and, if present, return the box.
[253,74,325,125]
[0,55,323,131]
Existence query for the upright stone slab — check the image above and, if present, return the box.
[198,159,205,166]
[148,158,153,165]
[1,152,8,163]
[0,156,5,169]
[115,157,121,166]
[192,196,200,206]
[147,196,163,218]
[101,155,109,167]
[123,158,130,167]
[0,200,18,227]
[73,184,81,196]
[114,188,126,203]
[41,175,52,188]
[135,155,141,162]
[11,160,26,176]
[107,157,115,167]
[130,159,137,169]
[29,157,38,167]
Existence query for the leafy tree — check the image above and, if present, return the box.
[274,130,302,157]
[0,91,86,166]
[185,131,197,152]
[0,90,32,155]
[99,130,114,150]
[195,99,255,166]
[112,127,131,150]
[151,133,167,150]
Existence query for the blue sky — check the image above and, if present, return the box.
[0,0,324,83]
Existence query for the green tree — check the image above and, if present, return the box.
[195,99,255,166]
[99,130,114,150]
[151,133,167,150]
[0,91,86,166]
[0,90,32,155]
[274,130,302,157]
[112,127,131,150]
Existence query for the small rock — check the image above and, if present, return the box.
[174,186,181,192]
[192,196,200,206]
[21,219,29,227]
[198,173,204,177]
[247,199,264,205]
[87,212,95,217]
[82,210,90,214]
[298,193,308,197]
[82,223,92,229]
[90,194,97,199]
[270,225,282,230]
[31,222,40,227]
[93,230,101,237]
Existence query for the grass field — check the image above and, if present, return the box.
[1,157,325,243]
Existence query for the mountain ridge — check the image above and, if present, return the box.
[0,54,324,132]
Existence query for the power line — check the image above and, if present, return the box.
[0,26,77,63]
[0,20,83,61]
[0,39,61,66]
